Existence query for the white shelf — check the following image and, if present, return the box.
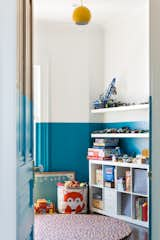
[117,190,131,194]
[91,208,149,228]
[91,133,149,138]
[90,185,149,198]
[89,160,149,228]
[89,160,149,170]
[116,215,149,228]
[91,184,104,189]
[132,192,148,198]
[91,104,149,114]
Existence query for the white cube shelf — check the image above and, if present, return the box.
[89,160,149,228]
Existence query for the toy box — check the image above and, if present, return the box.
[57,185,88,214]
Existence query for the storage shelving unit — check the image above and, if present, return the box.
[89,104,149,228]
[89,160,149,228]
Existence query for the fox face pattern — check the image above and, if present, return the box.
[64,191,85,214]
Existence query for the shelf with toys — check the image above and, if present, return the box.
[88,134,149,227]
[91,133,149,138]
[89,159,149,228]
[88,79,149,228]
[91,103,149,114]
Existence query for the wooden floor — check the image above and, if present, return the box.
[129,224,148,240]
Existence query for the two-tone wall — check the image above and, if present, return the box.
[34,8,149,182]
[34,21,105,181]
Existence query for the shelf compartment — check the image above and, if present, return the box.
[116,167,131,193]
[117,192,132,218]
[132,195,148,223]
[91,187,103,210]
[90,164,103,187]
[133,169,148,196]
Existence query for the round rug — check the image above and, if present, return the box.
[35,214,132,240]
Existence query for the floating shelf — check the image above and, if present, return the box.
[91,104,149,114]
[91,133,149,138]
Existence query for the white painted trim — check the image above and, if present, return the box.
[0,1,17,239]
[150,0,160,238]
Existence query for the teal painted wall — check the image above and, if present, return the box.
[36,121,149,182]
[36,123,103,182]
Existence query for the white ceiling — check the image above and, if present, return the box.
[34,0,148,24]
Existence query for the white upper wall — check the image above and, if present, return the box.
[34,0,147,26]
[34,1,149,123]
[34,21,104,122]
[103,8,149,122]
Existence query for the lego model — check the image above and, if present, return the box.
[93,78,117,109]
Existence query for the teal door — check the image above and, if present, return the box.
[17,1,34,239]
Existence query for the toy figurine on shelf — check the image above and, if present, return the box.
[34,199,55,214]
[102,78,117,104]
[93,78,117,109]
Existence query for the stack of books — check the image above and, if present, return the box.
[135,197,148,222]
[87,138,119,161]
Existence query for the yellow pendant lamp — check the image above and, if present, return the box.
[72,0,92,25]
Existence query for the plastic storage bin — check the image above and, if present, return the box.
[57,185,88,214]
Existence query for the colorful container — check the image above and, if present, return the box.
[103,166,115,182]
[57,185,88,214]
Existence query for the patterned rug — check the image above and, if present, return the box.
[35,214,132,240]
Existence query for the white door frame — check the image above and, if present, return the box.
[0,0,160,239]
[0,0,17,240]
[150,0,160,239]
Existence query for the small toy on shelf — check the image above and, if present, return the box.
[92,78,149,110]
[93,127,148,134]
[34,199,55,214]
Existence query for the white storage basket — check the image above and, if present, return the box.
[57,186,88,214]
